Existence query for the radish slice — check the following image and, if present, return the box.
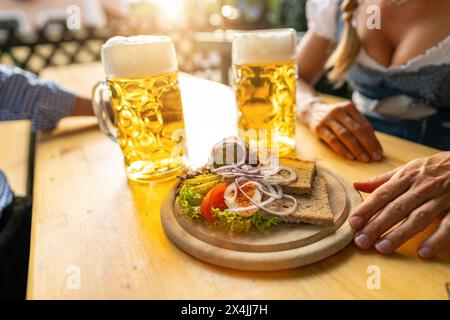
[223,183,237,207]
[209,161,299,217]
[224,179,262,217]
[227,177,298,217]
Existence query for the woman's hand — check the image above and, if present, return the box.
[301,101,383,162]
[349,151,450,258]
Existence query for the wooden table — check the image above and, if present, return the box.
[28,62,449,299]
[0,120,30,196]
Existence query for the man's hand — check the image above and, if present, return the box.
[305,101,383,162]
[71,97,114,122]
[349,151,450,258]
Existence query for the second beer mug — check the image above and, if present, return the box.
[232,29,297,156]
[93,35,188,183]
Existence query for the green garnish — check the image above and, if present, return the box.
[184,173,221,186]
[183,173,221,195]
[211,209,280,233]
[178,183,280,233]
[178,184,204,207]
[190,180,221,195]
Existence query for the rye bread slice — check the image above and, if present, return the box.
[266,173,334,226]
[280,157,316,195]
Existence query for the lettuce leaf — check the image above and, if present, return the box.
[178,184,204,207]
[178,183,280,233]
[211,209,280,233]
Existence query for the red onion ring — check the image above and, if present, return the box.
[225,177,298,217]
[261,194,298,216]
[209,160,299,217]
[212,164,298,185]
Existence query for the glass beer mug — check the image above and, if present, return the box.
[93,35,188,183]
[232,29,297,156]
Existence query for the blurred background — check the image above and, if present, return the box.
[1,0,345,95]
[0,0,310,84]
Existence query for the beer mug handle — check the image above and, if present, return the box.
[92,81,117,142]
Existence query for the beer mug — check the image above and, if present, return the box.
[232,29,297,156]
[93,35,188,183]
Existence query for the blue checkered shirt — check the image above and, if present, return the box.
[0,65,76,217]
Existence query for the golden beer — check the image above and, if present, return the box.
[107,72,186,182]
[98,35,187,182]
[232,29,297,155]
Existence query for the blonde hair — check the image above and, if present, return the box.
[326,0,360,84]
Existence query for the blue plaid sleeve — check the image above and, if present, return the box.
[0,65,77,131]
[0,171,14,218]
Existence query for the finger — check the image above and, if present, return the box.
[345,104,383,156]
[349,173,412,229]
[345,103,374,128]
[316,126,354,160]
[374,198,448,255]
[327,118,370,162]
[418,212,450,258]
[355,187,436,250]
[353,167,401,193]
[334,110,382,161]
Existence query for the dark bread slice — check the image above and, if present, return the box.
[280,157,316,195]
[266,172,334,226]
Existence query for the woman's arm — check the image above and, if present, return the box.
[296,31,383,161]
[296,30,332,86]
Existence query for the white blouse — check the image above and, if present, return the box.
[306,0,450,72]
[306,0,450,120]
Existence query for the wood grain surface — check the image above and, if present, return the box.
[27,62,449,299]
[0,120,30,196]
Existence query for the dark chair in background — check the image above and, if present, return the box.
[0,18,108,75]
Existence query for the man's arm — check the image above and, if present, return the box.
[72,96,94,117]
[0,172,13,215]
[0,65,93,131]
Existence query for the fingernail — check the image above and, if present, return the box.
[354,233,370,249]
[372,151,381,160]
[361,153,370,162]
[375,239,393,254]
[418,247,434,259]
[349,216,365,228]
[346,153,354,160]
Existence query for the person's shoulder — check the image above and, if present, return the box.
[0,64,35,81]
[306,0,341,42]
[0,64,17,79]
[306,0,340,13]
[0,64,12,73]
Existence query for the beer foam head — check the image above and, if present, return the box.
[102,35,178,78]
[232,29,297,65]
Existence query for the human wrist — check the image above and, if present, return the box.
[71,97,94,117]
[297,96,324,126]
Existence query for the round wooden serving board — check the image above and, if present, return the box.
[160,166,362,271]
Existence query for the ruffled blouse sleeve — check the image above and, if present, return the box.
[306,0,340,43]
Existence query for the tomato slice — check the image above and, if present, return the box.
[199,183,228,222]
[200,189,214,221]
[210,183,228,211]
